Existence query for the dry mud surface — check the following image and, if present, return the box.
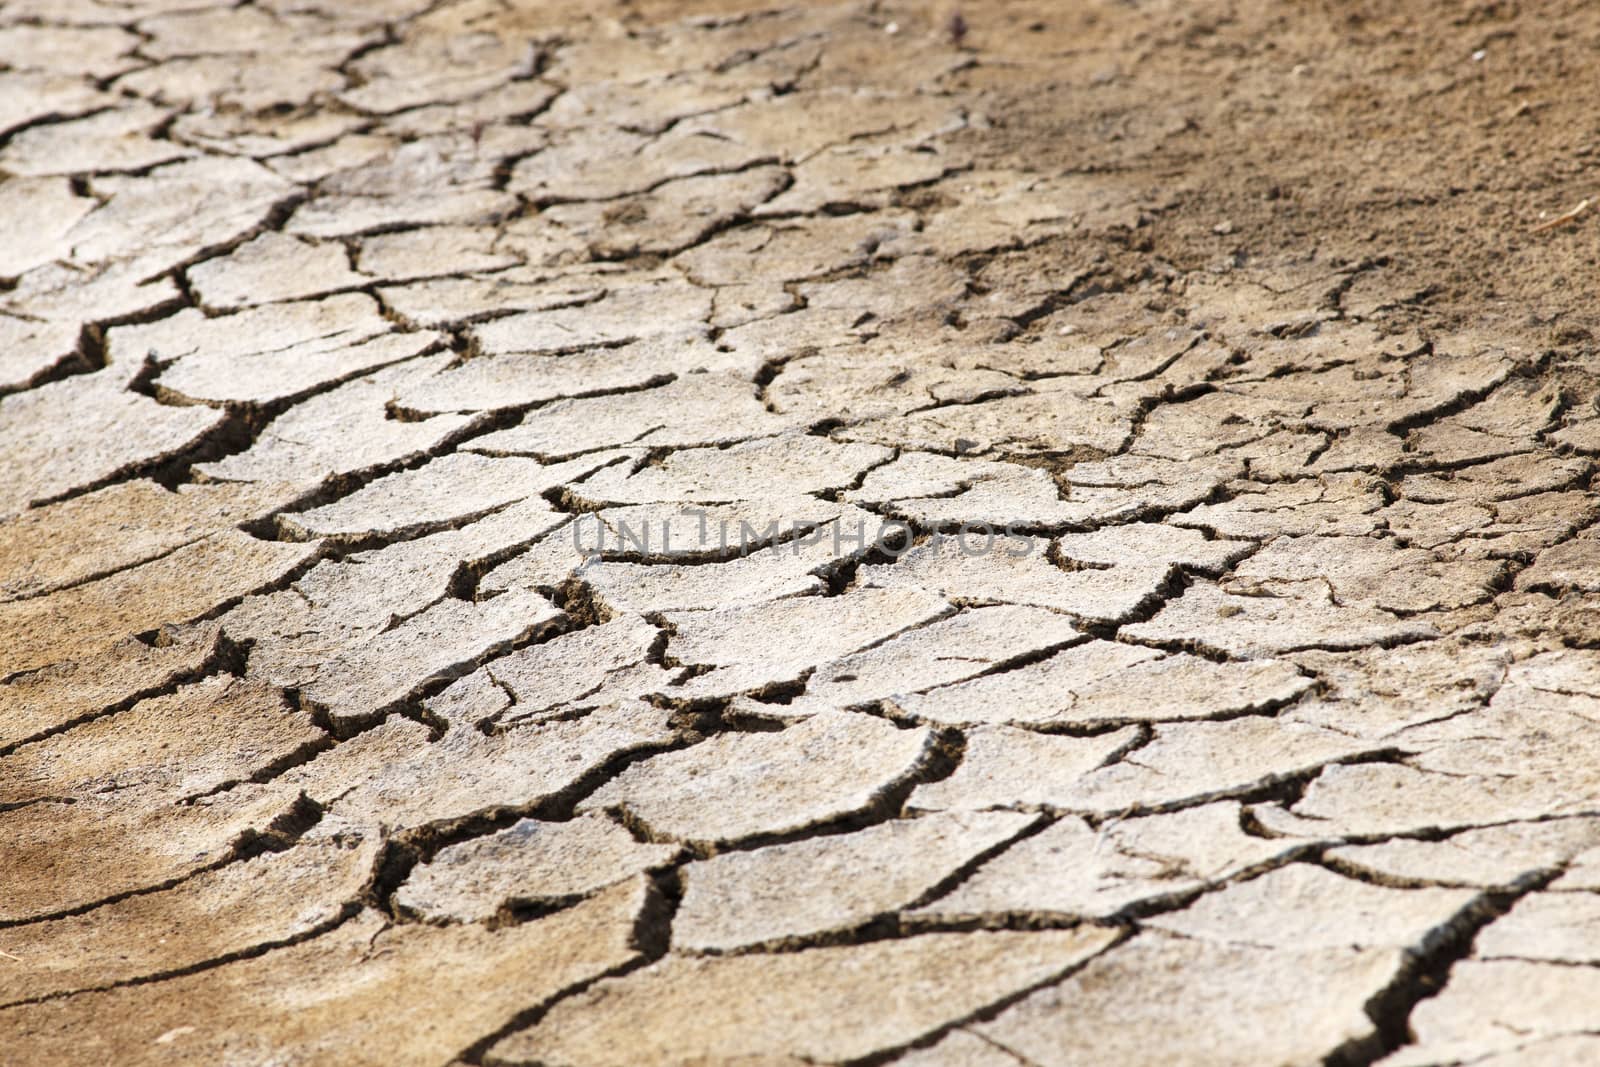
[3,1,1600,1064]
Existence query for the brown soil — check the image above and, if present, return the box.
[948,0,1598,343]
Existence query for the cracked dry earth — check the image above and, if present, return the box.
[5,1,1600,1066]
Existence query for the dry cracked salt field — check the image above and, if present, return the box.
[3,0,1600,1064]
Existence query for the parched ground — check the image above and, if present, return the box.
[4,1,1600,1064]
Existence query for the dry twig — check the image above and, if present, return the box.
[1530,198,1592,233]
